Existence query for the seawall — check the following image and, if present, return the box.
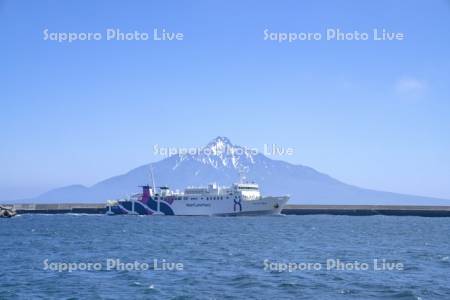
[282,205,450,217]
[3,203,450,217]
[6,203,107,214]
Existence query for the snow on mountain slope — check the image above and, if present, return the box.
[173,136,256,170]
[15,137,450,205]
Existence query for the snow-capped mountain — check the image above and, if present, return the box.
[15,137,450,205]
[174,136,256,171]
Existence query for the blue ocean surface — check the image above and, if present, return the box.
[1,214,449,299]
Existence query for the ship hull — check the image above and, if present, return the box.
[107,196,288,216]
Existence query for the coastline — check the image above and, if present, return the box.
[3,203,450,217]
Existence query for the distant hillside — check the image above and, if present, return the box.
[15,137,450,205]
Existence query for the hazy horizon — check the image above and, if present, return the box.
[1,0,450,201]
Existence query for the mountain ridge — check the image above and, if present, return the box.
[9,137,450,205]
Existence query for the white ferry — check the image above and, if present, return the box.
[106,182,289,216]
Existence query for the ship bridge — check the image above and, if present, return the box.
[234,183,261,200]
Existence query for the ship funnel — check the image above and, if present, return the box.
[140,185,151,200]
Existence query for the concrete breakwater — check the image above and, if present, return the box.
[5,203,107,215]
[2,204,450,217]
[282,205,450,217]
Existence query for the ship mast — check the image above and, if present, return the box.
[149,164,160,213]
[238,169,247,183]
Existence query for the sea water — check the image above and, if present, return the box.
[1,215,449,299]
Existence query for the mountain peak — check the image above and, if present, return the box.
[174,137,256,170]
[205,136,233,152]
[20,136,450,205]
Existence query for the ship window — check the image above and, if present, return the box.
[238,186,258,190]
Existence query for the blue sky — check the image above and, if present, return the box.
[1,0,450,201]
